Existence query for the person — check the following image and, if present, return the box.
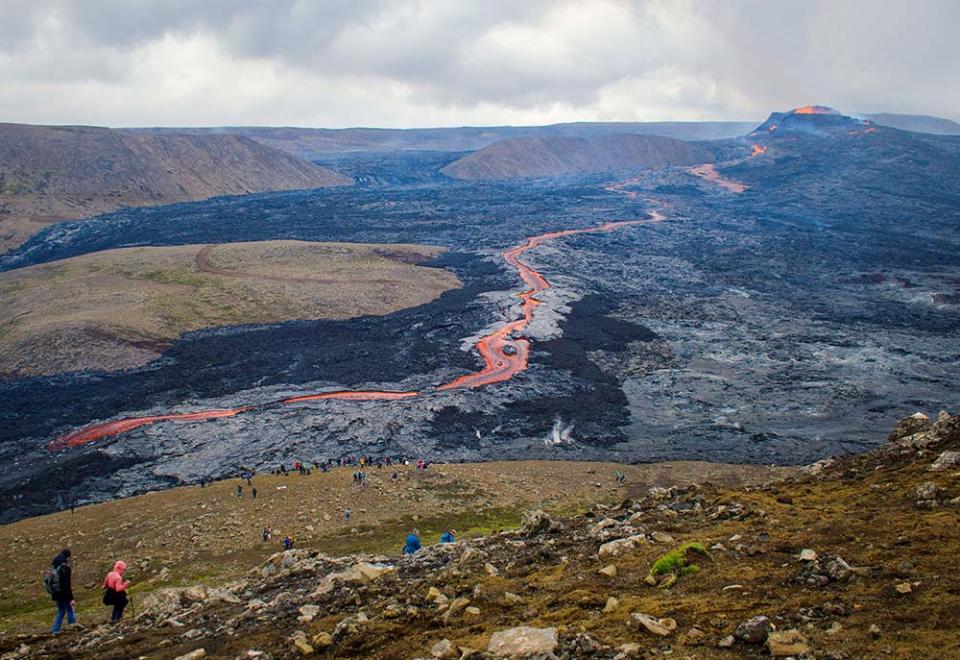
[47,549,76,633]
[403,529,422,555]
[439,529,457,544]
[252,487,258,499]
[102,560,130,622]
[344,508,352,521]
[236,484,243,498]
[283,536,294,550]
[615,470,625,483]
[262,527,272,542]
[391,471,398,481]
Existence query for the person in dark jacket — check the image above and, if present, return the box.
[50,549,76,633]
[439,529,457,544]
[403,530,422,554]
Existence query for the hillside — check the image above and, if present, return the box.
[0,123,351,252]
[0,240,458,376]
[864,112,960,135]
[130,122,755,159]
[441,134,714,180]
[1,412,957,658]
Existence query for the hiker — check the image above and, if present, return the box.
[102,560,130,621]
[615,470,625,483]
[439,529,457,544]
[391,471,398,481]
[403,529,422,554]
[262,527,272,542]
[236,484,243,498]
[252,487,258,499]
[344,508,352,521]
[283,536,294,550]
[47,549,75,633]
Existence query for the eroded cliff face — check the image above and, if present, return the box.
[0,122,351,251]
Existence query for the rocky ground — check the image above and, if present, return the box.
[1,411,957,658]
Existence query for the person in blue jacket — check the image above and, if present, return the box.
[403,529,422,554]
[439,529,457,544]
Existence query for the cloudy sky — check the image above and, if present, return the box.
[0,0,956,128]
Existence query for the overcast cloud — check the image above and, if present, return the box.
[0,0,956,128]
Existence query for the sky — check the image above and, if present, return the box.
[0,0,957,128]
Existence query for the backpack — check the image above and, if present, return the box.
[43,564,62,597]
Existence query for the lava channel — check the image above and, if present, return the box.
[49,182,662,449]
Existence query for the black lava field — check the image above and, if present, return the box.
[2,117,959,522]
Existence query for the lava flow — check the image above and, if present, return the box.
[689,163,748,193]
[49,183,661,450]
[751,143,767,157]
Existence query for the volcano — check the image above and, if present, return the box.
[753,105,869,136]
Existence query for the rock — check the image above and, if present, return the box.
[650,531,676,544]
[717,635,735,648]
[823,556,853,581]
[521,510,553,536]
[487,626,558,657]
[616,643,641,658]
[174,651,206,660]
[426,586,445,602]
[930,451,960,471]
[916,482,939,500]
[207,588,242,604]
[722,584,745,591]
[599,535,645,558]
[465,606,481,616]
[766,630,808,657]
[292,638,314,655]
[603,597,620,613]
[443,597,471,621]
[312,633,333,649]
[869,624,882,639]
[631,612,677,636]
[888,412,931,441]
[298,604,320,623]
[599,564,618,577]
[431,639,457,659]
[358,562,396,582]
[895,582,912,594]
[684,627,705,645]
[183,629,204,640]
[735,615,773,644]
[182,586,208,603]
[799,549,818,562]
[643,574,658,586]
[503,592,524,605]
[484,562,500,576]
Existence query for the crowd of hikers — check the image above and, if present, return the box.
[46,458,628,633]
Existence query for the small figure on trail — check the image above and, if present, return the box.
[403,529,422,555]
[236,484,243,498]
[615,470,625,483]
[102,560,130,621]
[252,487,258,499]
[344,508,352,521]
[262,527,272,542]
[439,529,457,544]
[392,471,399,481]
[283,536,295,550]
[46,549,75,633]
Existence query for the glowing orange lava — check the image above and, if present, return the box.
[49,182,662,450]
[793,105,833,115]
[751,144,767,157]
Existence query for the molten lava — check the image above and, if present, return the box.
[751,144,767,157]
[49,182,664,450]
[689,163,748,193]
[792,105,836,115]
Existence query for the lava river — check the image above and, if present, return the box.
[50,187,662,450]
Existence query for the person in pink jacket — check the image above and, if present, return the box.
[102,560,130,621]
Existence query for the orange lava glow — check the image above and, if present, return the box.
[767,124,778,132]
[751,144,767,157]
[793,105,833,115]
[689,163,748,193]
[49,180,663,450]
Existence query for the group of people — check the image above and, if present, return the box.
[46,549,131,634]
[402,529,456,554]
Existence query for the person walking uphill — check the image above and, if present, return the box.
[102,561,131,621]
[46,549,75,633]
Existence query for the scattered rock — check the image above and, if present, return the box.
[735,615,773,644]
[174,651,206,660]
[869,624,882,639]
[650,531,676,544]
[311,633,333,649]
[799,548,818,562]
[895,582,912,594]
[631,612,678,636]
[930,451,960,471]
[603,597,620,613]
[717,635,735,648]
[766,629,808,657]
[487,626,558,657]
[599,535,645,558]
[431,639,457,659]
[599,564,618,577]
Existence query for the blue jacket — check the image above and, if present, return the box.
[439,531,456,544]
[403,534,421,554]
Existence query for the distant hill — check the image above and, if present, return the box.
[0,123,351,252]
[440,134,714,180]
[864,112,960,135]
[131,121,757,159]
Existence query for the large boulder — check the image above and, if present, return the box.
[487,626,558,657]
[888,412,931,442]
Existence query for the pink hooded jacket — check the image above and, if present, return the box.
[103,561,129,592]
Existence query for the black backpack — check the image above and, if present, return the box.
[43,564,62,597]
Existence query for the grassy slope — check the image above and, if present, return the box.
[0,240,460,375]
[0,460,788,635]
